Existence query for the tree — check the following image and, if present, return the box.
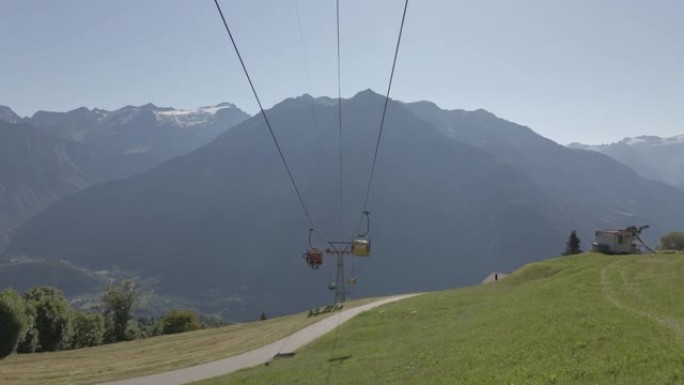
[71,311,104,349]
[24,287,72,352]
[16,300,38,354]
[563,230,582,256]
[0,289,28,359]
[659,232,684,251]
[161,309,200,335]
[101,279,138,343]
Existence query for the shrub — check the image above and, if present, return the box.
[161,309,200,335]
[137,316,162,338]
[0,289,28,358]
[71,311,104,349]
[659,232,684,251]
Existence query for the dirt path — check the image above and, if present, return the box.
[600,263,683,338]
[481,272,507,284]
[99,293,420,385]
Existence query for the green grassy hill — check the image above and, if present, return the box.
[199,253,684,385]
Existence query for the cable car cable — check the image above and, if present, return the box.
[356,0,409,233]
[212,0,318,231]
[336,0,344,227]
[293,0,326,197]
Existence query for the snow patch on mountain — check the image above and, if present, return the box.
[155,104,237,126]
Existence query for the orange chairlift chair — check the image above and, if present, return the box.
[303,228,323,269]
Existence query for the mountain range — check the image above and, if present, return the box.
[569,136,684,192]
[0,103,249,248]
[3,90,683,320]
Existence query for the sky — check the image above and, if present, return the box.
[1,0,682,145]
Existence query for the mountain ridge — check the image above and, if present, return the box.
[0,102,250,249]
[569,135,684,191]
[5,90,683,320]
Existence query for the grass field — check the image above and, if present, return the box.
[198,253,684,385]
[0,298,376,385]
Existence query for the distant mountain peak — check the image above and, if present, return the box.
[0,105,22,123]
[213,102,237,109]
[353,88,384,100]
[472,108,496,118]
[68,106,91,114]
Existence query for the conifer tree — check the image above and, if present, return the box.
[563,230,582,256]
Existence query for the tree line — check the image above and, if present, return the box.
[0,279,207,359]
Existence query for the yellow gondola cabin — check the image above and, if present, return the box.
[351,238,371,256]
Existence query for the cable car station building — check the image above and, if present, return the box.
[592,229,638,254]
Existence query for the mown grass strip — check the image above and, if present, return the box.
[0,298,377,385]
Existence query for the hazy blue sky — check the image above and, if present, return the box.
[1,0,682,144]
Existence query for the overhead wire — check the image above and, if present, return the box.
[326,6,412,377]
[293,0,328,237]
[336,0,344,228]
[293,0,323,162]
[357,0,410,233]
[212,0,318,232]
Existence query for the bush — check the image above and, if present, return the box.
[0,289,28,359]
[24,287,72,352]
[71,311,104,349]
[161,309,200,335]
[137,316,162,338]
[659,232,684,251]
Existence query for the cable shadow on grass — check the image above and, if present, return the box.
[327,355,352,363]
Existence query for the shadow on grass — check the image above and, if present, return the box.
[327,355,352,363]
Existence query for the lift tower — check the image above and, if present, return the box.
[326,241,353,304]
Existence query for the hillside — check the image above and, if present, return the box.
[201,253,684,385]
[0,104,248,250]
[0,120,97,242]
[569,136,684,192]
[2,253,681,384]
[404,101,684,244]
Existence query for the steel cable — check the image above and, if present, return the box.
[357,0,409,233]
[213,0,318,231]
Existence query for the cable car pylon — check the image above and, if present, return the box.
[305,211,372,305]
[325,241,353,304]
